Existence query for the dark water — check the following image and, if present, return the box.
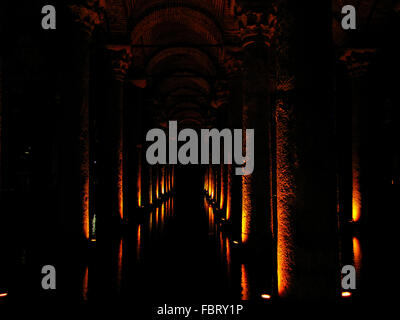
[0,167,366,305]
[77,167,242,302]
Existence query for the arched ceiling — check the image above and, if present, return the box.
[126,1,226,128]
[101,0,399,128]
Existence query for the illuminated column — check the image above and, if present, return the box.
[171,165,175,191]
[274,1,339,298]
[161,165,165,196]
[215,165,220,206]
[149,166,153,205]
[340,49,376,223]
[68,4,104,240]
[224,52,244,239]
[107,45,132,221]
[155,165,160,200]
[226,165,233,220]
[208,164,212,197]
[205,167,208,193]
[136,145,142,207]
[150,165,157,203]
[165,166,169,194]
[236,5,274,247]
[212,166,216,200]
[220,165,225,211]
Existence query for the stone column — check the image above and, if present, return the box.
[214,80,230,213]
[68,3,104,240]
[205,166,209,193]
[106,45,132,222]
[224,51,244,240]
[219,165,225,211]
[149,166,153,205]
[0,56,2,196]
[136,145,143,207]
[274,0,339,299]
[236,4,275,247]
[340,49,376,223]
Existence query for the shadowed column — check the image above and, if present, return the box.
[340,49,376,223]
[236,3,274,249]
[103,45,132,231]
[274,0,339,299]
[67,3,104,241]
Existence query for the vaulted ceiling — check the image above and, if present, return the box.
[99,0,398,128]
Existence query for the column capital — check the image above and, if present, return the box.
[224,50,244,78]
[235,4,277,48]
[69,2,105,37]
[106,45,133,81]
[339,48,377,78]
[212,80,230,110]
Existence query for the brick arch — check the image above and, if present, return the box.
[146,47,217,77]
[131,7,223,47]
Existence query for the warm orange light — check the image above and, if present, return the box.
[0,293,8,298]
[208,205,213,234]
[276,103,296,297]
[137,149,142,207]
[261,294,271,300]
[90,239,96,242]
[171,166,175,190]
[82,179,90,240]
[118,150,124,219]
[161,203,165,232]
[242,175,251,244]
[161,166,165,195]
[149,167,153,205]
[205,168,209,192]
[117,239,123,292]
[241,264,249,300]
[156,207,159,230]
[136,225,141,260]
[342,291,352,298]
[82,266,88,301]
[226,237,231,279]
[220,166,224,210]
[156,168,160,199]
[353,236,362,279]
[226,165,232,220]
[352,154,361,222]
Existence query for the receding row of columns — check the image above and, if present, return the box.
[59,5,177,244]
[202,0,368,300]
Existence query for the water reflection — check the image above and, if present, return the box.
[82,266,89,301]
[241,264,250,300]
[352,236,362,286]
[117,239,123,293]
[136,225,141,261]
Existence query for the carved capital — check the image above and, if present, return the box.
[339,49,377,78]
[69,1,105,37]
[224,51,244,77]
[106,45,133,81]
[235,5,277,48]
[212,80,230,109]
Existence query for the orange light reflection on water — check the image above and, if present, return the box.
[241,264,249,300]
[136,225,141,261]
[117,239,123,293]
[82,266,89,301]
[353,236,362,279]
